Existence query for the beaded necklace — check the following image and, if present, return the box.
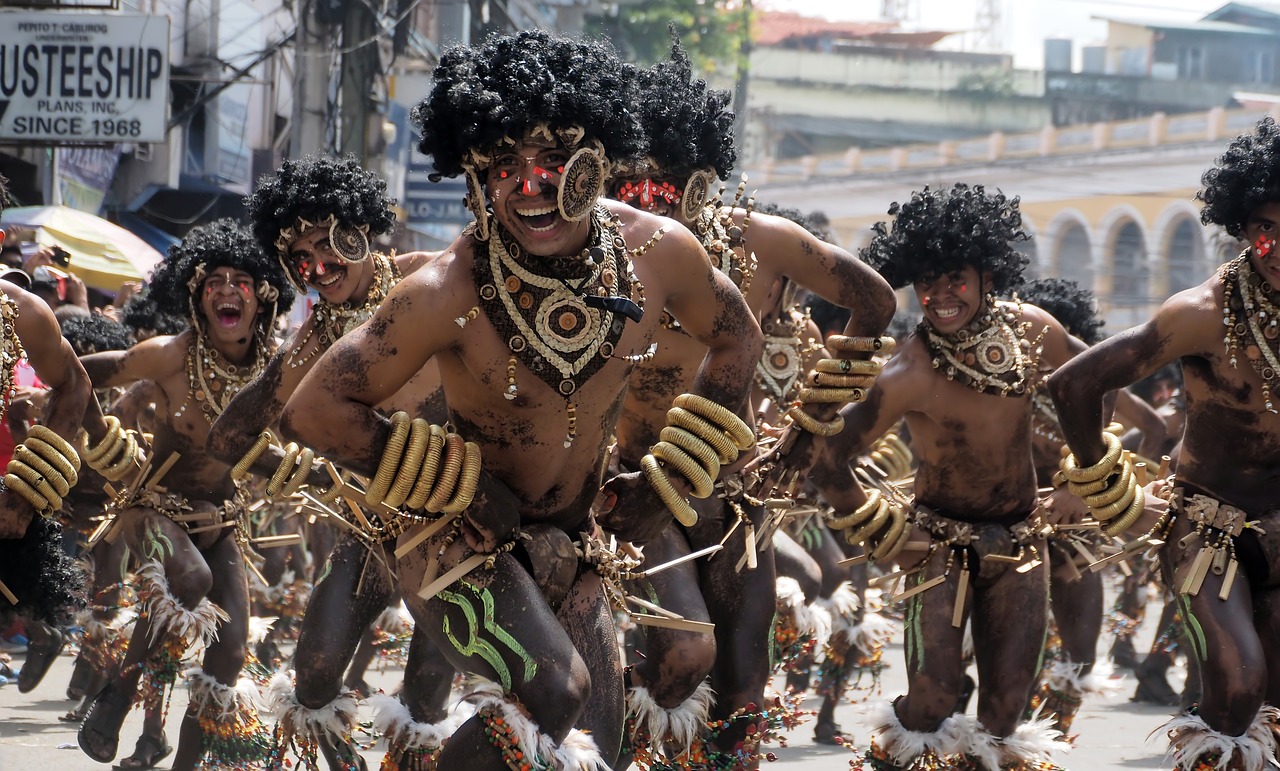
[755,306,813,403]
[0,292,22,421]
[1030,389,1064,444]
[1220,253,1280,413]
[288,254,400,369]
[921,299,1045,397]
[472,205,654,447]
[175,330,268,425]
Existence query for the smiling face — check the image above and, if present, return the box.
[1245,201,1280,288]
[486,135,592,257]
[199,266,261,344]
[914,265,989,335]
[288,227,369,304]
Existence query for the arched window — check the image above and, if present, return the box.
[1057,222,1092,289]
[1014,237,1038,280]
[1167,218,1206,295]
[1112,221,1148,306]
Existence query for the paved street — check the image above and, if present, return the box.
[0,597,1184,770]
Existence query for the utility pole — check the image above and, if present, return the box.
[732,0,752,160]
[881,0,918,23]
[290,0,330,159]
[339,0,379,163]
[973,0,1004,52]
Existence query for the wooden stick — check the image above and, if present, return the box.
[417,554,486,600]
[837,553,868,567]
[186,519,238,536]
[625,595,685,619]
[393,512,458,560]
[253,533,304,548]
[0,577,19,605]
[143,452,181,492]
[643,544,723,577]
[629,613,716,634]
[887,574,946,604]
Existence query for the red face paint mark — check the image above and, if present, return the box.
[1256,234,1275,259]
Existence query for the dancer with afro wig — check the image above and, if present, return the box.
[802,183,1084,770]
[600,41,894,767]
[1016,278,1164,740]
[77,219,293,771]
[1052,116,1280,770]
[210,154,446,771]
[278,29,762,771]
[0,170,92,706]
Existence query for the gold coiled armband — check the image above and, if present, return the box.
[800,357,882,406]
[824,488,881,530]
[366,412,482,515]
[825,335,896,355]
[232,430,321,502]
[785,406,844,437]
[79,416,142,482]
[6,426,81,516]
[1060,431,1145,536]
[643,394,755,528]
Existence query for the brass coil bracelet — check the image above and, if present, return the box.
[641,453,698,527]
[79,416,142,482]
[824,488,882,530]
[230,430,272,482]
[642,393,755,528]
[825,335,896,355]
[365,412,482,515]
[6,426,81,515]
[1059,432,1122,485]
[786,406,844,437]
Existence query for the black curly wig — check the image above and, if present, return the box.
[862,183,1029,293]
[120,286,189,338]
[412,30,644,178]
[1198,117,1280,238]
[0,515,84,626]
[1017,277,1105,345]
[246,154,397,264]
[630,36,736,181]
[60,314,134,355]
[146,218,295,333]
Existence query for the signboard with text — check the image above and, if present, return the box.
[0,12,170,143]
[405,160,469,225]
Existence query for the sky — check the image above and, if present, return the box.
[757,0,1233,69]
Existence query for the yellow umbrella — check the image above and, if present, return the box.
[0,205,166,292]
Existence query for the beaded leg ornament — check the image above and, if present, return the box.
[264,671,363,771]
[862,699,966,770]
[467,679,610,771]
[134,560,228,652]
[625,681,716,765]
[1159,705,1280,771]
[370,693,469,771]
[953,713,1069,771]
[772,577,830,675]
[186,667,273,769]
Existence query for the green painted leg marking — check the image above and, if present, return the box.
[143,524,173,562]
[437,583,537,691]
[1178,594,1208,662]
[905,575,925,673]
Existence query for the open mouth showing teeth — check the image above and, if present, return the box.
[314,266,344,288]
[215,303,242,326]
[934,307,961,320]
[516,205,559,232]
